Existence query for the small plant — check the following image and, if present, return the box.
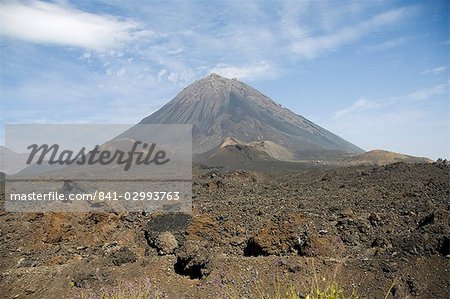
[305,281,359,299]
[255,276,358,299]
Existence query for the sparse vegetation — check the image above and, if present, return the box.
[255,280,359,299]
[251,266,359,299]
[74,275,359,299]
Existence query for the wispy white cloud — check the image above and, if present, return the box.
[363,36,410,52]
[279,1,310,41]
[333,98,380,119]
[0,0,148,51]
[0,0,417,88]
[292,7,414,59]
[325,83,449,158]
[406,83,448,100]
[333,83,448,119]
[422,66,448,75]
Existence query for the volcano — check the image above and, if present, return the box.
[140,73,364,162]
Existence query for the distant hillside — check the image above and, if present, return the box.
[0,146,29,175]
[348,149,433,165]
[204,137,295,166]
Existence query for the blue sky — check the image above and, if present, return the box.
[0,0,448,159]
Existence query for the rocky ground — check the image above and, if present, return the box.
[0,161,449,298]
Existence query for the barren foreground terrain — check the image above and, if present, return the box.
[0,162,449,298]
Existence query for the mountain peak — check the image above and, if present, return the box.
[199,73,241,87]
[140,75,364,158]
[207,73,226,79]
[197,73,235,87]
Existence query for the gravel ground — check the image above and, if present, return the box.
[0,162,448,298]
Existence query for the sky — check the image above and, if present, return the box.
[0,0,448,159]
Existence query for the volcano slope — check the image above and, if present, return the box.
[138,73,363,160]
[0,161,448,298]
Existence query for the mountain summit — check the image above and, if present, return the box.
[140,73,363,161]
